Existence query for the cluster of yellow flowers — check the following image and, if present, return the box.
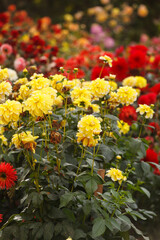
[106,168,127,184]
[122,76,147,89]
[77,115,102,147]
[136,104,155,119]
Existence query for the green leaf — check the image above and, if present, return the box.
[85,178,98,195]
[60,192,74,208]
[92,217,106,238]
[43,222,54,240]
[140,187,150,198]
[98,144,114,162]
[63,208,75,222]
[141,161,151,173]
[105,114,119,121]
[131,223,149,240]
[110,218,121,231]
[74,229,86,240]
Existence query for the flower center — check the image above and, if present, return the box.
[0,172,7,179]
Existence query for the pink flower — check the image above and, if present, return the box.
[14,57,26,72]
[0,43,13,56]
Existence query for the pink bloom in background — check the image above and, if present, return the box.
[0,54,6,65]
[0,43,13,56]
[14,57,26,71]
[103,37,115,49]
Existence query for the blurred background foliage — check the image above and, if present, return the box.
[1,0,160,40]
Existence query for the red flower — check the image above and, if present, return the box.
[129,45,148,54]
[147,122,160,133]
[128,47,147,69]
[151,55,160,69]
[110,57,128,81]
[119,105,137,125]
[138,92,157,105]
[91,66,109,80]
[149,83,160,95]
[0,214,3,223]
[142,148,159,168]
[0,162,17,190]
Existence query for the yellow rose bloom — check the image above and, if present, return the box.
[23,92,53,117]
[117,86,138,105]
[117,120,130,134]
[90,78,110,98]
[0,100,22,125]
[12,131,39,153]
[136,104,154,119]
[106,168,127,183]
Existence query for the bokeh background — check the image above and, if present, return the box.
[1,0,160,42]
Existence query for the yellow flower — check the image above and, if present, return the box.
[19,85,31,100]
[66,237,72,240]
[0,100,22,125]
[122,76,136,87]
[40,87,57,104]
[109,81,117,91]
[12,131,39,153]
[0,68,9,82]
[136,104,154,119]
[117,86,138,105]
[54,96,63,107]
[64,14,73,22]
[77,115,101,147]
[50,74,65,92]
[106,168,127,183]
[0,126,5,134]
[135,76,147,88]
[27,76,50,92]
[71,87,92,102]
[73,96,91,109]
[0,135,7,146]
[108,91,119,108]
[117,120,130,134]
[99,55,112,67]
[77,132,100,147]
[0,81,12,96]
[89,104,100,113]
[15,78,28,85]
[23,92,53,117]
[90,78,110,98]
